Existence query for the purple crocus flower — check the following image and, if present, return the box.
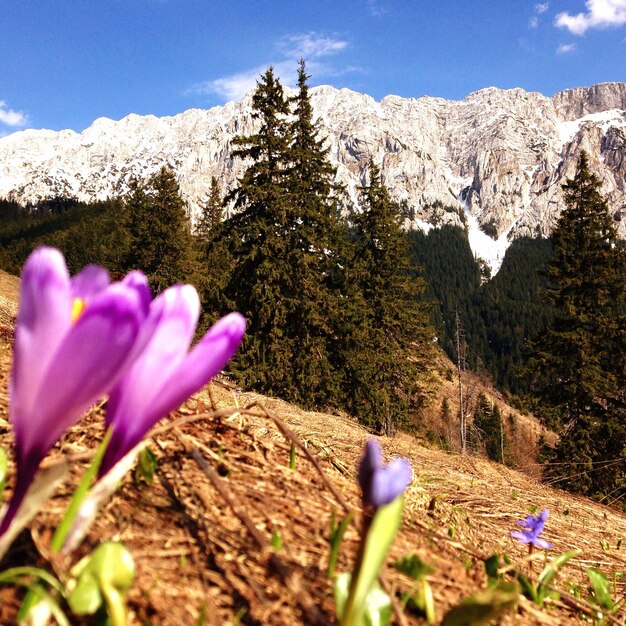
[510,509,552,550]
[0,248,149,535]
[99,284,246,476]
[357,439,412,508]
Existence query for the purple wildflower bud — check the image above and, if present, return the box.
[100,285,246,476]
[358,439,412,508]
[510,509,552,550]
[1,248,148,535]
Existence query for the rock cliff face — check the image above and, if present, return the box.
[1,81,625,273]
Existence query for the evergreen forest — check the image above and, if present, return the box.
[0,66,624,503]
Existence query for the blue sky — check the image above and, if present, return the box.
[1,0,625,134]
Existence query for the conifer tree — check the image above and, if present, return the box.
[223,63,349,408]
[532,151,626,498]
[222,67,297,395]
[195,176,223,241]
[281,59,346,406]
[342,160,434,433]
[195,176,234,326]
[124,166,198,293]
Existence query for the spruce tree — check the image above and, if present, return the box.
[124,166,198,293]
[342,160,434,433]
[195,176,223,241]
[281,59,346,406]
[531,151,626,498]
[222,63,349,408]
[195,176,234,327]
[222,67,297,395]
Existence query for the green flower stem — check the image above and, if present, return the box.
[101,583,127,626]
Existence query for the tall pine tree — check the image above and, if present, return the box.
[342,160,434,433]
[195,176,223,241]
[222,63,350,408]
[531,151,626,499]
[222,67,302,396]
[280,59,346,406]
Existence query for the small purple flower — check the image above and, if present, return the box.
[358,439,412,508]
[100,285,245,476]
[510,509,552,550]
[1,248,149,535]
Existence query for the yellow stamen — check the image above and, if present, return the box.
[71,298,86,322]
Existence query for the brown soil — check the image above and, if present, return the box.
[0,268,624,625]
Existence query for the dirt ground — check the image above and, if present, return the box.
[0,268,625,625]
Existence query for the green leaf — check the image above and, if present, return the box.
[289,443,296,471]
[340,497,404,626]
[393,553,435,581]
[537,549,580,589]
[61,439,147,555]
[134,447,158,485]
[334,572,350,620]
[17,582,71,626]
[516,573,538,604]
[362,582,392,626]
[334,574,392,626]
[68,542,135,626]
[0,566,64,592]
[441,582,520,626]
[0,447,7,495]
[328,510,354,579]
[52,426,113,552]
[404,581,436,624]
[483,554,500,582]
[68,572,102,615]
[271,530,283,551]
[586,568,615,610]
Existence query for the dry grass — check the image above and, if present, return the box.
[0,268,624,625]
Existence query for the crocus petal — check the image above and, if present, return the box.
[10,247,72,445]
[101,285,201,473]
[71,265,110,300]
[510,531,531,544]
[16,283,146,464]
[116,271,153,363]
[120,270,152,315]
[105,285,200,432]
[146,311,246,422]
[533,537,553,550]
[358,439,412,508]
[369,458,413,507]
[358,439,383,492]
[101,310,245,476]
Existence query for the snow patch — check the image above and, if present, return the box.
[558,109,626,150]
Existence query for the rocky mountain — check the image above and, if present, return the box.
[1,81,625,273]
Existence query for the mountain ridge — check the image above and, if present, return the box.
[1,81,625,273]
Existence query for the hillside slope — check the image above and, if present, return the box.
[0,271,624,624]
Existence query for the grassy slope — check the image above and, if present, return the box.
[0,269,624,624]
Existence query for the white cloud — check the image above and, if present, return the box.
[555,0,626,35]
[529,3,549,28]
[367,0,387,17]
[190,33,352,103]
[557,42,577,53]
[191,66,268,102]
[276,33,348,60]
[0,101,27,127]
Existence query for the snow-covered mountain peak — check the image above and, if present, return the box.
[1,82,625,275]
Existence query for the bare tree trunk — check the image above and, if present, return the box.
[455,310,466,455]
